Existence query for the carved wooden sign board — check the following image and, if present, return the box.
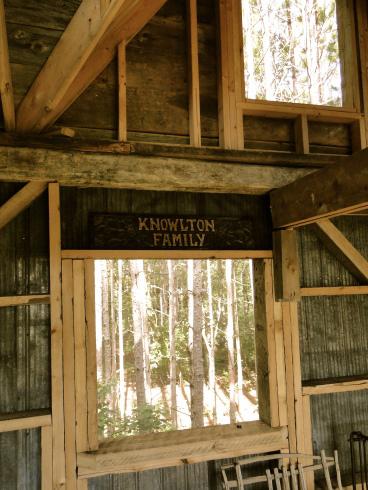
[90,213,271,250]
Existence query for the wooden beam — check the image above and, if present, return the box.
[313,219,368,283]
[16,0,167,133]
[295,115,309,155]
[0,295,50,307]
[0,145,312,194]
[0,181,48,231]
[41,426,53,490]
[0,413,51,433]
[0,132,349,168]
[0,0,15,131]
[118,41,127,142]
[218,0,244,150]
[301,286,368,296]
[240,99,361,122]
[273,230,301,302]
[303,378,368,396]
[84,260,98,451]
[270,147,368,229]
[61,250,272,260]
[187,0,201,147]
[62,259,77,490]
[49,183,66,488]
[77,421,288,478]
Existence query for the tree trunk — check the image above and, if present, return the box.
[167,259,178,428]
[225,259,236,423]
[233,264,243,413]
[117,260,125,418]
[188,259,204,427]
[206,259,217,424]
[129,259,150,407]
[242,0,256,98]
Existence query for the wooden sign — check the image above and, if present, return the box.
[90,213,271,250]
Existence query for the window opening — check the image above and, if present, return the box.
[242,0,342,106]
[94,259,258,439]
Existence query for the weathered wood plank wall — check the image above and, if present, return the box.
[298,217,368,484]
[3,0,354,152]
[0,183,50,489]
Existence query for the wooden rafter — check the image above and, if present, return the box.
[270,147,368,229]
[312,219,368,283]
[0,181,48,231]
[16,0,167,133]
[0,0,15,131]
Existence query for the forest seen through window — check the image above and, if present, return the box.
[95,259,258,439]
[242,0,343,106]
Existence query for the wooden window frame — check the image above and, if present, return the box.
[60,249,290,482]
[218,0,367,151]
[239,0,361,115]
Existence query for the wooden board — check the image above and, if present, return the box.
[48,183,66,488]
[0,144,313,194]
[77,421,288,478]
[270,148,368,228]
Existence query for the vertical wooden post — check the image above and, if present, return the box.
[73,260,89,454]
[254,259,287,428]
[218,0,244,150]
[41,426,53,490]
[351,119,367,153]
[303,395,315,490]
[355,0,368,145]
[0,0,15,131]
[84,259,98,451]
[295,115,310,154]
[49,182,66,488]
[273,230,301,302]
[273,300,288,427]
[62,259,77,490]
[187,0,201,147]
[118,41,128,142]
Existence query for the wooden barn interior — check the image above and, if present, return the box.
[0,0,368,488]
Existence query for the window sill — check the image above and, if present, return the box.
[77,420,288,479]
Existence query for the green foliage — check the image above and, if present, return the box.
[98,380,173,438]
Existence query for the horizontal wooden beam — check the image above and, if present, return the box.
[0,295,50,307]
[270,147,368,229]
[302,377,368,396]
[0,145,312,194]
[77,421,288,478]
[0,132,348,168]
[0,410,51,433]
[313,220,368,283]
[62,250,272,260]
[0,181,48,231]
[240,100,361,122]
[301,286,368,296]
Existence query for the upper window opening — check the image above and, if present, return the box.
[242,0,342,106]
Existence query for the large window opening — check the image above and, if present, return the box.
[242,0,343,106]
[94,259,258,440]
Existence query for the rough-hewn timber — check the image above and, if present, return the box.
[0,145,314,194]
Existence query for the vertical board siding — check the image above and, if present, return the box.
[0,183,49,487]
[0,429,41,490]
[311,391,368,485]
[298,216,368,485]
